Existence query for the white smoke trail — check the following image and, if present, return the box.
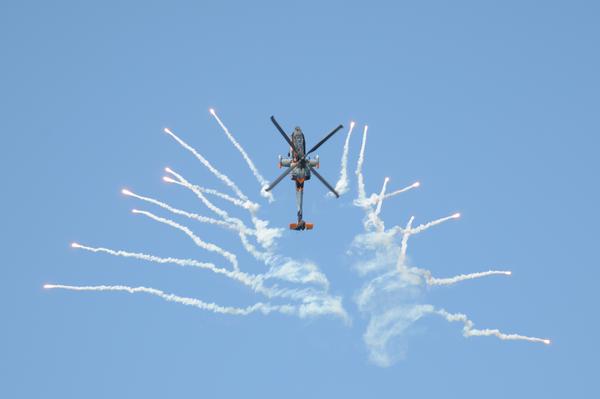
[362,181,419,214]
[132,209,239,271]
[263,257,331,288]
[165,168,281,257]
[345,119,550,364]
[382,181,420,201]
[374,177,390,217]
[237,230,275,263]
[165,170,258,212]
[361,177,389,233]
[160,175,329,289]
[332,121,355,196]
[354,125,369,207]
[410,213,460,234]
[166,171,278,252]
[249,215,283,250]
[165,168,283,258]
[399,216,415,264]
[360,301,550,366]
[209,108,274,202]
[163,127,249,201]
[362,304,433,367]
[44,284,294,316]
[165,168,250,232]
[70,242,260,287]
[435,308,551,345]
[423,270,512,286]
[69,243,336,304]
[165,168,253,223]
[396,215,512,287]
[122,189,234,230]
[164,176,257,215]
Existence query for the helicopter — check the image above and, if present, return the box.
[265,116,343,230]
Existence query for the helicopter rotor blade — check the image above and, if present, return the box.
[270,116,298,153]
[306,124,344,156]
[309,166,339,198]
[265,165,296,192]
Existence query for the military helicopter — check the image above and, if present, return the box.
[265,116,343,230]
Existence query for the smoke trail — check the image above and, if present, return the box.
[159,173,330,290]
[44,284,348,321]
[374,177,390,216]
[362,304,434,367]
[423,270,512,286]
[168,172,279,252]
[249,215,283,250]
[382,181,420,201]
[263,257,331,288]
[399,216,415,264]
[435,308,551,345]
[165,168,279,257]
[164,179,270,260]
[346,125,550,362]
[44,284,295,316]
[166,168,283,258]
[165,168,251,232]
[165,170,233,220]
[122,189,235,230]
[209,109,274,202]
[361,177,389,233]
[354,125,369,207]
[410,213,460,235]
[165,169,258,212]
[165,168,251,223]
[360,301,550,366]
[165,177,256,216]
[69,243,337,305]
[163,127,248,201]
[332,121,356,196]
[132,209,239,271]
[70,242,261,287]
[363,181,419,211]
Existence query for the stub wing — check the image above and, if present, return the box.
[290,222,314,231]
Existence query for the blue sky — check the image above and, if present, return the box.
[2,1,599,397]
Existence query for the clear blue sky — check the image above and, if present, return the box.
[2,1,598,397]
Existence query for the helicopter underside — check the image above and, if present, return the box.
[278,157,320,230]
[265,116,343,231]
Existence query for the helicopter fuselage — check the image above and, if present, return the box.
[266,117,343,230]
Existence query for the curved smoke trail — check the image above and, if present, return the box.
[164,127,248,201]
[331,121,355,196]
[209,108,273,202]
